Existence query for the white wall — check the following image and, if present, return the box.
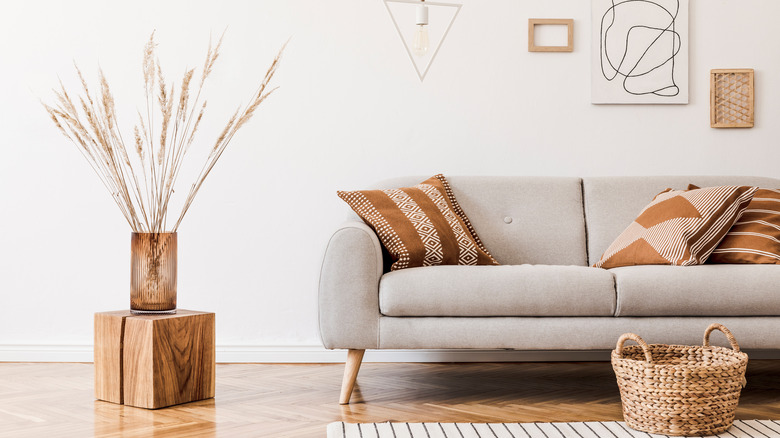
[1,0,778,362]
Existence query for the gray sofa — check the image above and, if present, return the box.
[319,176,780,404]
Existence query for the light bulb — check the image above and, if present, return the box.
[412,3,429,57]
[412,25,429,57]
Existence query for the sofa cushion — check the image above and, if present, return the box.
[368,176,589,266]
[583,176,780,266]
[378,316,780,349]
[709,188,780,264]
[593,185,757,269]
[337,174,499,270]
[379,265,616,317]
[612,265,780,316]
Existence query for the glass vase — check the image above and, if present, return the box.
[130,232,177,314]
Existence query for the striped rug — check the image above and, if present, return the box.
[327,420,780,438]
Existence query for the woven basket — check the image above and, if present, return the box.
[612,323,748,436]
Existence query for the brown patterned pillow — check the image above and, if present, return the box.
[708,188,780,264]
[594,185,757,269]
[338,174,499,270]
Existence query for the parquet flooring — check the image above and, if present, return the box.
[0,360,778,437]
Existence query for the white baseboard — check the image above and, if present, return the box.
[2,345,778,363]
[0,345,94,363]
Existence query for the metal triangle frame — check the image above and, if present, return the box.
[383,0,462,81]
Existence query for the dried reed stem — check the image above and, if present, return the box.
[44,32,284,233]
[173,40,286,231]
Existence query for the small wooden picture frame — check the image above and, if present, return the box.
[528,19,574,52]
[710,69,754,128]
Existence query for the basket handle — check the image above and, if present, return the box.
[703,323,741,352]
[615,333,653,363]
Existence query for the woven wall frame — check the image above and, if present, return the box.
[710,69,754,128]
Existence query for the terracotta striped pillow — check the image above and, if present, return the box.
[594,185,757,269]
[709,188,780,264]
[338,174,499,271]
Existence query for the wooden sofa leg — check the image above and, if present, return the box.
[339,349,365,404]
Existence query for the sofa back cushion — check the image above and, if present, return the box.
[368,176,588,266]
[593,185,757,268]
[583,176,780,266]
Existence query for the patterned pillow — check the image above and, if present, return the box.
[337,174,499,271]
[594,185,757,269]
[709,188,780,264]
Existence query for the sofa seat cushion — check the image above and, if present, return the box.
[379,265,616,317]
[612,265,780,316]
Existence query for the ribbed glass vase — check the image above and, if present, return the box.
[130,232,177,314]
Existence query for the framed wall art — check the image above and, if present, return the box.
[528,19,574,53]
[710,69,754,128]
[591,0,688,104]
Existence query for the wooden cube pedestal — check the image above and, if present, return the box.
[94,309,215,409]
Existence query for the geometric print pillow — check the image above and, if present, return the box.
[593,185,757,269]
[709,188,780,264]
[338,174,499,271]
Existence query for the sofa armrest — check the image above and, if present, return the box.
[318,220,383,349]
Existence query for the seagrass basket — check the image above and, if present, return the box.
[611,323,748,436]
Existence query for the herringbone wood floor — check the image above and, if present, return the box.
[0,361,778,437]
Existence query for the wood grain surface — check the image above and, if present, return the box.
[3,360,778,437]
[339,349,365,404]
[94,309,215,409]
[93,311,127,404]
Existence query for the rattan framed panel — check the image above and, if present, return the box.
[710,69,754,128]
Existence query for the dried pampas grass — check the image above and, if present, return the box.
[44,32,284,233]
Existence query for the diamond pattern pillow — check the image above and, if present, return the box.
[709,188,780,264]
[594,185,757,269]
[338,174,499,271]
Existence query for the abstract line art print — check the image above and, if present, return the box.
[591,0,688,104]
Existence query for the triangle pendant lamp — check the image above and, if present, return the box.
[383,0,462,81]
